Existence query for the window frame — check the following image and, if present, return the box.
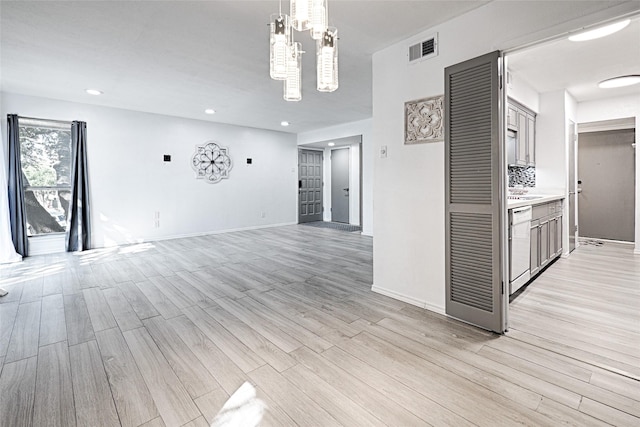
[18,117,73,237]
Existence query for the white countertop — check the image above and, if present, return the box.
[507,194,564,209]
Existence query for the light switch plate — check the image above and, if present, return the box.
[380,145,388,158]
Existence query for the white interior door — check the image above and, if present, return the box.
[331,148,350,223]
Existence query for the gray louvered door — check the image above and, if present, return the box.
[445,51,507,333]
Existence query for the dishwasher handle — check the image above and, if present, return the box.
[512,206,532,214]
[511,205,532,225]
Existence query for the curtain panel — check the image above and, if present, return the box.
[7,114,28,256]
[66,121,91,252]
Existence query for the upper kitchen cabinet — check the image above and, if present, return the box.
[507,99,536,167]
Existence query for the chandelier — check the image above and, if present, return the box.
[270,0,338,101]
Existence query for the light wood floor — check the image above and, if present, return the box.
[0,226,638,426]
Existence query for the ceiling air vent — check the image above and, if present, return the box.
[409,33,438,63]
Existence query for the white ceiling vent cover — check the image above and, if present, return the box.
[409,33,438,63]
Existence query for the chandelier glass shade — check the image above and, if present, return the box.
[270,0,338,101]
[269,14,291,80]
[284,42,303,101]
[310,0,327,40]
[317,27,338,92]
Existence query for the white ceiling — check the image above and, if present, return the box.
[508,16,640,103]
[1,1,638,134]
[0,1,488,133]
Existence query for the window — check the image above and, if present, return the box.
[19,118,72,236]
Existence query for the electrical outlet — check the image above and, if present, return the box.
[261,212,266,218]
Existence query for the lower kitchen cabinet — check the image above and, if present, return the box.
[530,220,540,276]
[529,200,563,279]
[540,219,550,267]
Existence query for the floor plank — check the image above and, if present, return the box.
[69,340,120,426]
[102,287,144,332]
[182,306,265,374]
[95,328,159,427]
[39,294,67,347]
[64,293,96,346]
[248,364,340,426]
[123,327,200,427]
[5,300,41,362]
[33,342,76,426]
[83,288,118,332]
[166,315,249,396]
[0,357,38,426]
[143,316,221,398]
[0,302,19,357]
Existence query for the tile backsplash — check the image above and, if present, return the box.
[509,166,535,188]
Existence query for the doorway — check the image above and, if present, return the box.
[578,127,636,242]
[298,149,323,223]
[297,135,363,227]
[331,147,350,223]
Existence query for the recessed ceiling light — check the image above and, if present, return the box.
[280,121,290,127]
[568,19,630,42]
[598,75,640,89]
[328,142,335,146]
[204,109,216,114]
[85,89,103,95]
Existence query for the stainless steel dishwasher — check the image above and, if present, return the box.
[509,206,532,295]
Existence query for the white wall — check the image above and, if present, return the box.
[507,70,540,113]
[348,142,361,226]
[1,93,298,250]
[531,90,577,255]
[297,119,373,235]
[536,90,569,192]
[370,1,637,313]
[577,94,640,253]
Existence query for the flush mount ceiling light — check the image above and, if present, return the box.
[280,121,290,126]
[270,0,338,101]
[204,109,216,114]
[328,142,335,146]
[598,75,640,88]
[568,19,630,41]
[85,89,103,95]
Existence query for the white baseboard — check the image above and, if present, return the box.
[371,285,424,307]
[92,222,299,249]
[151,222,298,243]
[423,301,446,316]
[371,285,445,315]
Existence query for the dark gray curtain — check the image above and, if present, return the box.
[66,121,91,251]
[7,114,28,256]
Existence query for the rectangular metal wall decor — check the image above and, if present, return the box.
[404,95,444,144]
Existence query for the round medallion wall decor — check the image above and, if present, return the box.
[191,141,232,183]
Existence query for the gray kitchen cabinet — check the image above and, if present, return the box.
[552,215,563,256]
[529,200,563,278]
[540,219,550,267]
[507,99,536,167]
[508,105,518,129]
[517,111,528,165]
[527,114,536,166]
[530,219,540,276]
